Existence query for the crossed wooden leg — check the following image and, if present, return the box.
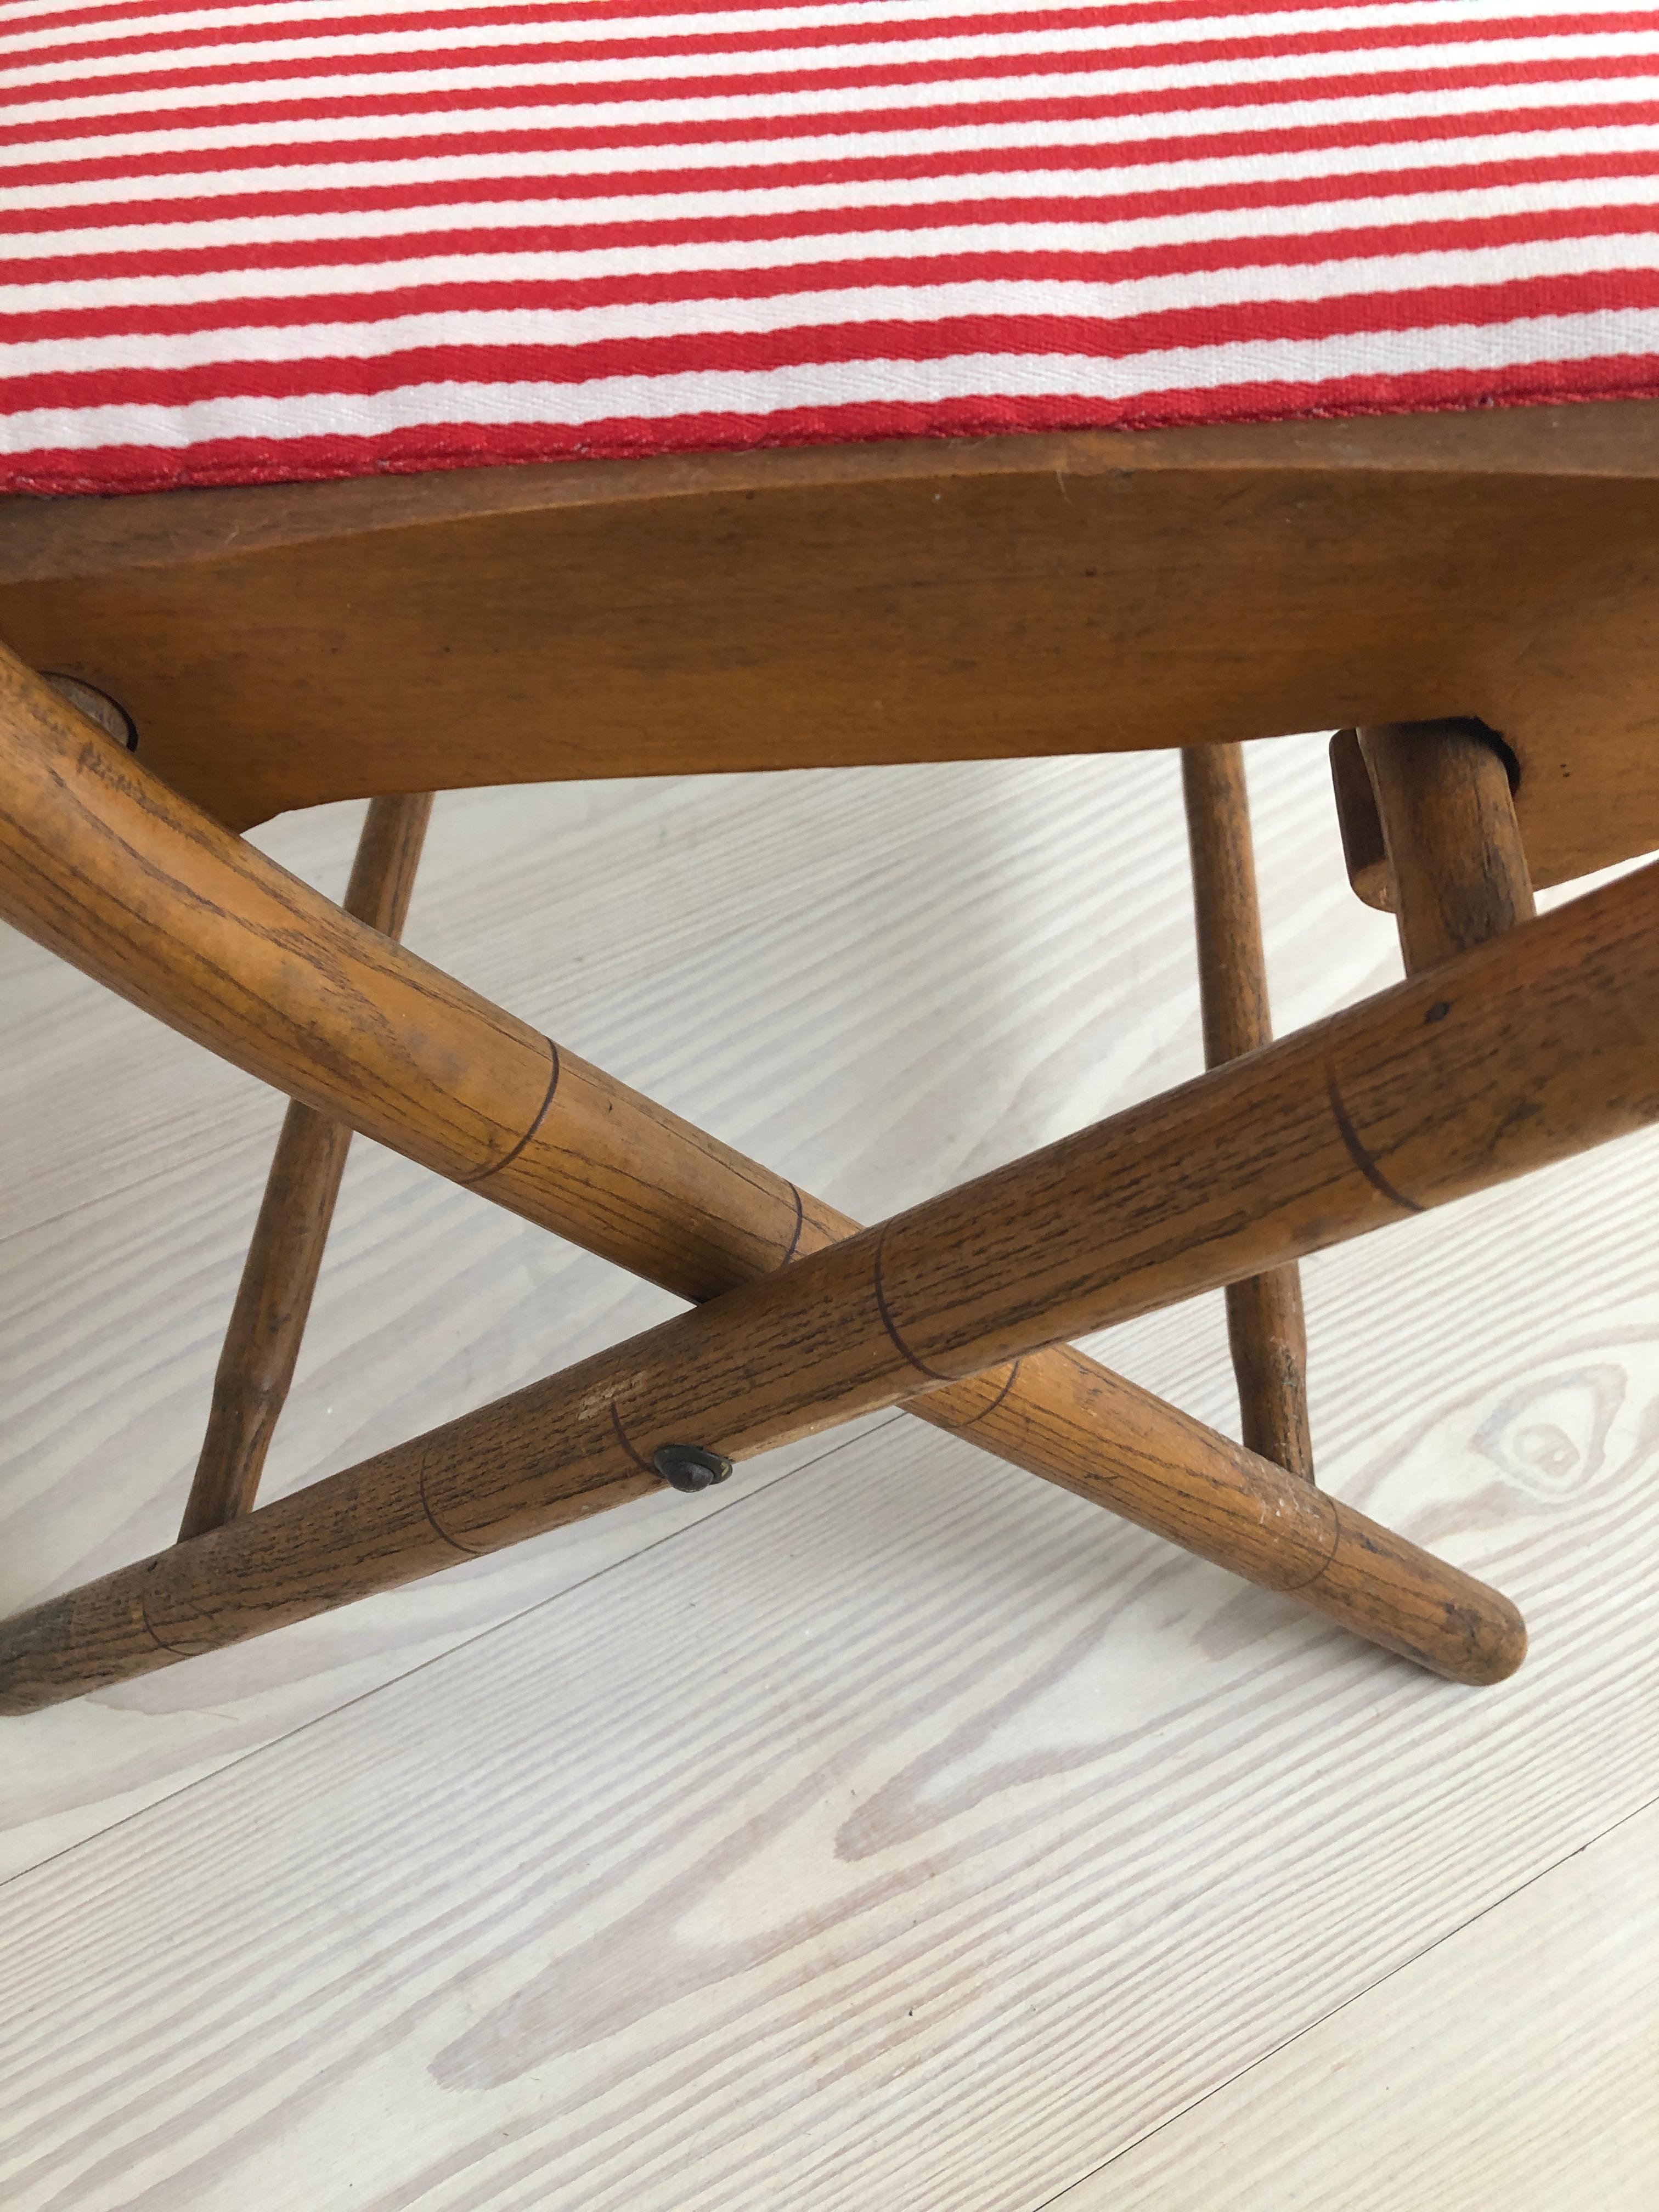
[6,651,1651,1709]
[179,792,433,1539]
[1182,743,1314,1481]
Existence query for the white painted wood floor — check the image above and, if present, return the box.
[3,735,1656,2211]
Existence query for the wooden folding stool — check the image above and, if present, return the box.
[5,5,1659,1717]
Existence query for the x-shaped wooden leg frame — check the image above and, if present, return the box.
[5,644,1657,1712]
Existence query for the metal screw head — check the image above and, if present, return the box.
[653,1442,733,1494]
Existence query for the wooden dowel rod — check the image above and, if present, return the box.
[866,862,1659,1373]
[1181,744,1314,1481]
[1358,722,1536,975]
[340,791,434,945]
[182,1104,353,1538]
[178,794,433,1541]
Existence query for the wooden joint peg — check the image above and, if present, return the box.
[177,792,434,1539]
[1328,729,1391,912]
[1357,721,1536,975]
[1182,743,1314,1482]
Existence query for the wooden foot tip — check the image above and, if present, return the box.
[1310,1502,1528,1686]
[1375,1585,1527,1688]
[1458,1599,1527,1688]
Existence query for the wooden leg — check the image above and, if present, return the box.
[12,832,1659,1716]
[10,655,1654,1706]
[0,648,1531,1689]
[1182,744,1314,1481]
[178,794,432,1540]
[1358,721,1536,973]
[13,823,1658,1703]
[0,1256,1526,1714]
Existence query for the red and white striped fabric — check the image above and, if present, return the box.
[4,2,1659,495]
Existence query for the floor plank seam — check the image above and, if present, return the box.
[1030,1781,1659,2210]
[0,1407,908,1895]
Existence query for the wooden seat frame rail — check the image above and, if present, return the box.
[8,403,1659,899]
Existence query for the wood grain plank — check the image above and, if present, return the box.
[1,1279,1657,2211]
[1052,1797,1659,2210]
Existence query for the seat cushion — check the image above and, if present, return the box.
[4,2,1659,495]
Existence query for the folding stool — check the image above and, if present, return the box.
[5,3,1659,1714]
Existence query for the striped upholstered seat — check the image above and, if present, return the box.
[4,2,1659,493]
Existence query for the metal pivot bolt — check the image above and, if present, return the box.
[653,1442,733,1493]
[44,674,139,752]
